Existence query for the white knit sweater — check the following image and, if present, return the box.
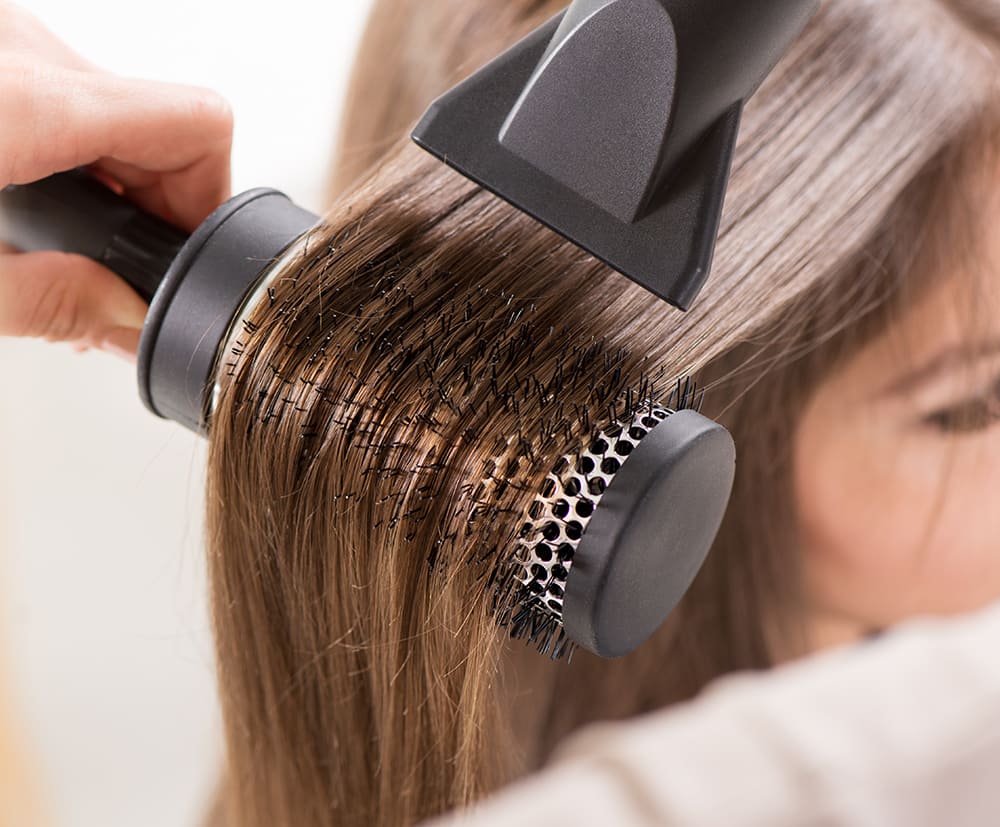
[427,602,1000,826]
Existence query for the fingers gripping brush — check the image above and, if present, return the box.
[0,0,826,658]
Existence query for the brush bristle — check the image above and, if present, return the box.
[220,233,706,663]
[492,377,705,661]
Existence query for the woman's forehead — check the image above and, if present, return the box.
[890,138,1000,349]
[824,146,1000,392]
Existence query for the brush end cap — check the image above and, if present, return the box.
[563,409,735,658]
[137,189,318,435]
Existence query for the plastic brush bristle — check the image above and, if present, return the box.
[223,233,703,662]
[492,383,704,661]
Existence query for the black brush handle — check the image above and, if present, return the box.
[0,168,189,304]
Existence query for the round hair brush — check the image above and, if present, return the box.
[0,169,735,658]
[499,381,734,659]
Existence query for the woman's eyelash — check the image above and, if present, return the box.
[924,381,1000,433]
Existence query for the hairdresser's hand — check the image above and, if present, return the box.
[0,1,233,362]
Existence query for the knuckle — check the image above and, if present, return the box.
[0,3,33,42]
[0,61,42,173]
[30,262,85,342]
[189,87,234,136]
[0,59,30,112]
[0,4,53,53]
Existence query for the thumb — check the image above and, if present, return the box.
[0,250,148,358]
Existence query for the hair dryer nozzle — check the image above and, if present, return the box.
[412,0,820,310]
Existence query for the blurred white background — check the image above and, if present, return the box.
[0,1,373,824]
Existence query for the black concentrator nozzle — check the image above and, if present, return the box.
[412,0,820,310]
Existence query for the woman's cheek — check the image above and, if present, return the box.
[793,401,935,625]
[795,405,1000,626]
[902,432,1000,613]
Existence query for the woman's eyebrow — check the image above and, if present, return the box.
[878,339,1000,397]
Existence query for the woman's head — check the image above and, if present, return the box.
[205,1,1000,825]
[793,120,1000,647]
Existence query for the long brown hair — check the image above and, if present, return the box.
[205,2,1000,825]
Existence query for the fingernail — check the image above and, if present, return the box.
[99,327,142,364]
[114,304,149,331]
